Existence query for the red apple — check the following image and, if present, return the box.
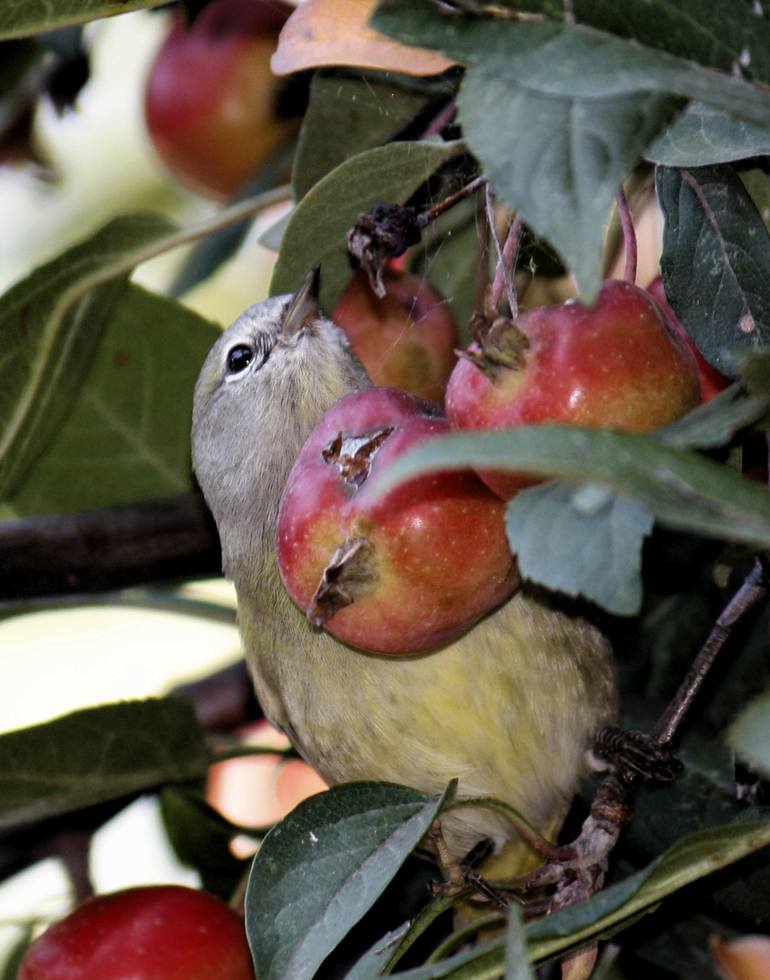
[446,279,703,500]
[646,276,729,402]
[277,388,519,654]
[332,269,459,403]
[145,0,295,199]
[18,885,254,980]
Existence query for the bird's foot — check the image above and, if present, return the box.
[593,726,684,782]
[428,827,511,911]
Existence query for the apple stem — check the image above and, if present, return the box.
[418,175,487,228]
[489,209,524,318]
[616,185,638,284]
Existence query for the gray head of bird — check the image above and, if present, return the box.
[191,268,370,576]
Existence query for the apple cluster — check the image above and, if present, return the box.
[277,277,706,654]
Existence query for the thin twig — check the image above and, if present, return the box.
[422,99,457,138]
[489,214,524,316]
[418,176,487,227]
[653,557,770,745]
[616,186,637,285]
[485,185,518,317]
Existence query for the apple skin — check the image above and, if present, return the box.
[646,276,729,403]
[18,885,255,980]
[145,0,294,199]
[332,269,459,403]
[277,388,519,655]
[445,279,703,500]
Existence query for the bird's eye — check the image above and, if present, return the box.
[226,344,254,375]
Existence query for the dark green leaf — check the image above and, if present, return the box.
[459,0,770,81]
[459,72,671,298]
[728,692,770,780]
[4,284,219,516]
[0,699,208,832]
[506,482,653,615]
[344,922,411,980]
[657,164,770,377]
[658,384,770,449]
[293,72,434,201]
[160,787,249,900]
[270,140,466,312]
[0,1,167,40]
[0,213,175,500]
[372,8,770,130]
[245,782,448,980]
[568,0,770,83]
[646,102,770,166]
[505,906,534,980]
[370,426,770,549]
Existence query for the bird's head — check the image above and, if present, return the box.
[192,269,370,572]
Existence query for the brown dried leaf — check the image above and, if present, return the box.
[271,0,458,77]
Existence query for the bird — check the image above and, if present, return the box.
[191,269,617,866]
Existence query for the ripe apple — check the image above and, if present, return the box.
[18,885,255,979]
[332,269,459,403]
[145,0,295,199]
[277,388,519,654]
[646,276,729,402]
[446,279,703,500]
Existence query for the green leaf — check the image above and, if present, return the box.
[245,782,448,980]
[0,699,208,832]
[458,70,672,298]
[344,923,411,980]
[646,102,770,166]
[372,8,770,130]
[657,164,770,377]
[4,284,219,516]
[506,482,653,616]
[658,384,770,449]
[0,213,174,500]
[505,906,534,980]
[293,72,435,201]
[0,0,167,40]
[568,0,770,83]
[369,426,770,549]
[0,191,285,503]
[270,140,466,312]
[728,693,770,780]
[160,787,249,900]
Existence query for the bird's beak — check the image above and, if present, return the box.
[283,266,321,337]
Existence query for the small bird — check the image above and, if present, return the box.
[192,271,617,864]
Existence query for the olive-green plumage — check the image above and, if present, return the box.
[192,276,617,860]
